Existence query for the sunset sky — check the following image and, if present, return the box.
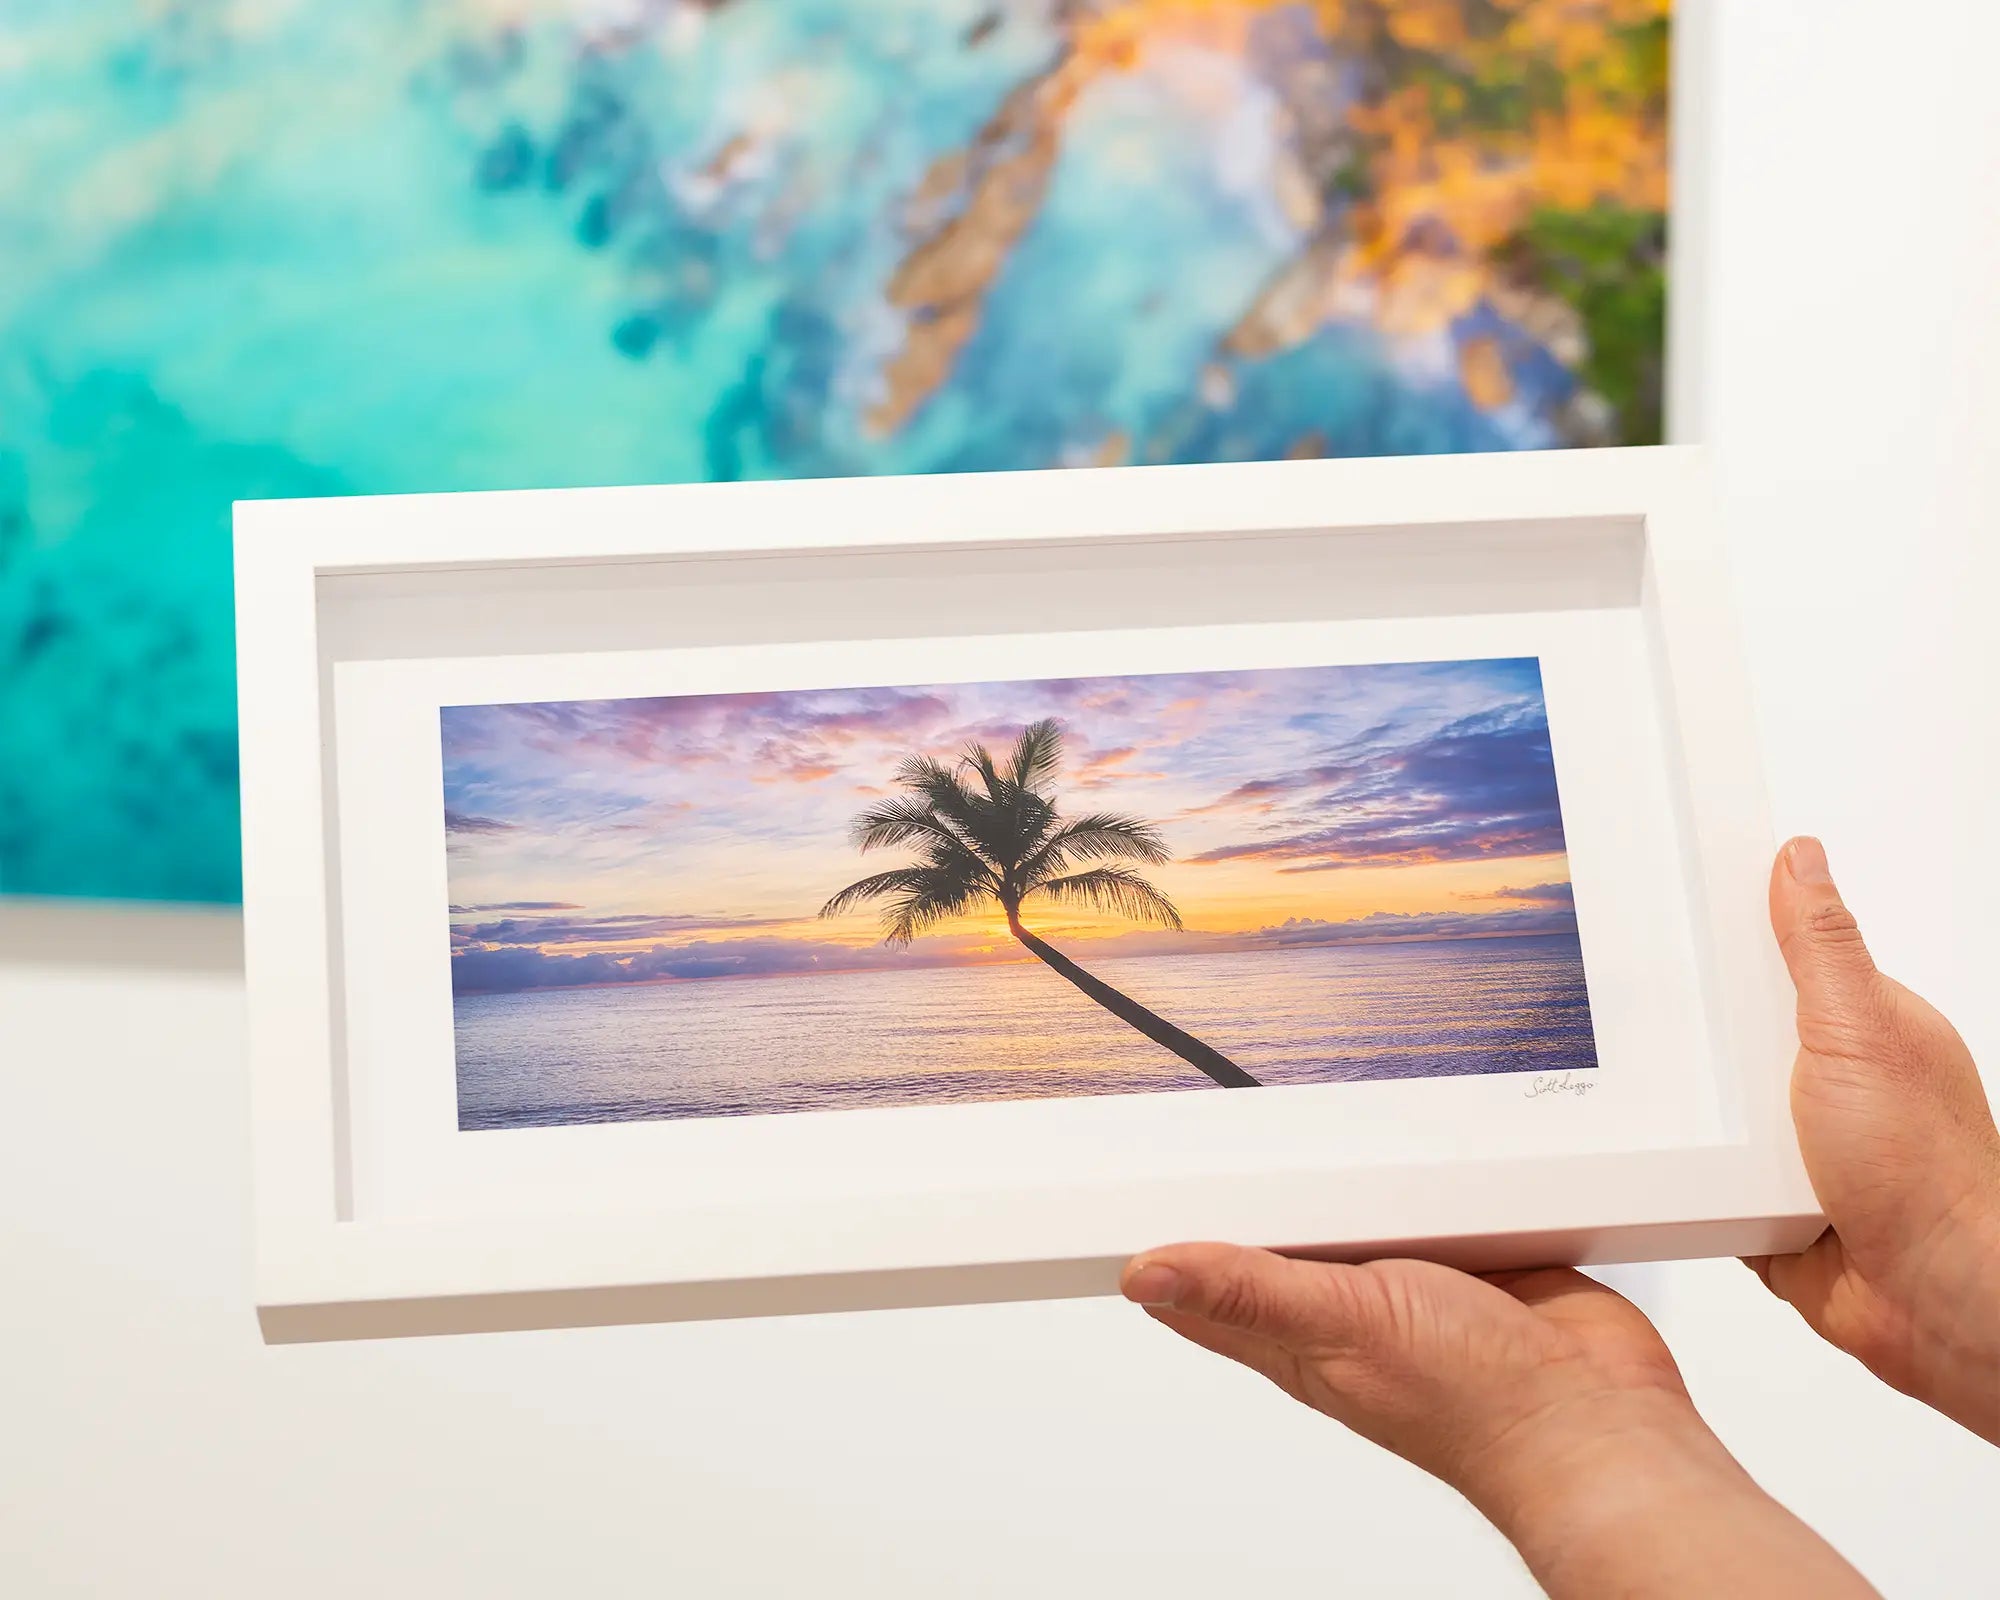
[441,657,1578,994]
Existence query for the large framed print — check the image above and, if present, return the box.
[238,446,1821,1342]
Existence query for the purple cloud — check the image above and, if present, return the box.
[1457,882,1575,906]
[453,688,957,769]
[1188,707,1567,871]
[445,809,516,834]
[1250,904,1576,946]
[451,946,632,995]
[450,901,582,914]
[451,931,987,995]
[456,910,790,945]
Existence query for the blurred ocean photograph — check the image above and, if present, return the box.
[443,655,1600,1128]
[0,1,1671,904]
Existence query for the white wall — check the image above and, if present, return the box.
[4,5,1997,1594]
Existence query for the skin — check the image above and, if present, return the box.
[1121,838,2000,1598]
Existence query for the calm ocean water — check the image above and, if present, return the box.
[454,934,1598,1130]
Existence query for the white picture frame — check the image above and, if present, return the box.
[237,444,1822,1342]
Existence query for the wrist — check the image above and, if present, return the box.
[1904,1184,2000,1443]
[1468,1390,1743,1556]
[1470,1395,1875,1598]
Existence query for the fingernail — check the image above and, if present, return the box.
[1787,836,1832,885]
[1122,1262,1183,1307]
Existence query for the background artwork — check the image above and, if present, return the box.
[0,0,1672,904]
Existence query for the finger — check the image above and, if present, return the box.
[1770,838,1892,1066]
[1747,1232,1847,1339]
[1143,1305,1274,1366]
[1484,1266,1662,1348]
[1143,1306,1302,1389]
[1140,1308,1337,1424]
[1480,1265,1612,1310]
[1121,1242,1374,1351]
[1768,836,1879,1023]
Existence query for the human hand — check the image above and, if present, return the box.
[1748,836,2000,1442]
[1119,1250,1875,1596]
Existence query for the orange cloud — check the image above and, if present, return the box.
[753,761,841,784]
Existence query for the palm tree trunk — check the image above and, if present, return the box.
[1008,920,1261,1089]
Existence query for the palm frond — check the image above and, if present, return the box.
[1009,718,1065,792]
[909,831,1002,889]
[1019,811,1172,886]
[817,866,939,920]
[821,853,995,945]
[875,863,993,947]
[1028,865,1184,931]
[895,740,1045,874]
[962,739,1006,803]
[893,753,981,819]
[971,728,1068,870]
[994,782,1059,867]
[890,754,997,853]
[849,794,977,855]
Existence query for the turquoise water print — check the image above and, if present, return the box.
[0,1,1669,901]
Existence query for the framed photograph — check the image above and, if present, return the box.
[238,446,1820,1342]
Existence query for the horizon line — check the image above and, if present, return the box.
[453,924,1580,999]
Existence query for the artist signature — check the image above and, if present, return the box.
[1524,1072,1596,1101]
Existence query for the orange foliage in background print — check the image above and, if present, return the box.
[1087,0,1668,335]
[884,0,1670,443]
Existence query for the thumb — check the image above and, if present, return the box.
[1120,1242,1372,1350]
[1769,837,1881,1034]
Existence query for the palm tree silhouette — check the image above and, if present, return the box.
[819,718,1259,1088]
